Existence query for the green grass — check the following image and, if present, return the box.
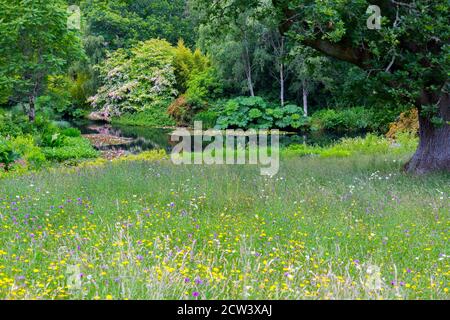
[0,152,448,300]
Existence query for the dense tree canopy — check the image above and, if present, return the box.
[0,0,84,121]
[80,0,196,51]
[192,0,450,173]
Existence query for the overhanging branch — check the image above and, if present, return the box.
[302,39,371,68]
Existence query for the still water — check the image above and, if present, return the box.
[72,120,363,154]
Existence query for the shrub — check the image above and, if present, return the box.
[0,111,54,138]
[112,108,176,127]
[167,95,194,126]
[311,107,375,132]
[194,110,219,128]
[386,109,419,139]
[169,41,222,125]
[215,96,307,130]
[11,135,46,169]
[310,107,402,133]
[173,40,210,93]
[90,39,221,127]
[42,137,99,162]
[184,68,222,106]
[0,111,24,137]
[34,69,93,119]
[40,132,66,148]
[61,127,82,138]
[25,148,47,169]
[0,138,20,171]
[36,75,71,117]
[370,106,405,133]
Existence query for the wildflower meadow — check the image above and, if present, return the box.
[1,0,449,305]
[0,150,448,300]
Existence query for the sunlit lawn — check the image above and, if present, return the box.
[0,154,449,300]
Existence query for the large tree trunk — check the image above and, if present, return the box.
[405,92,450,174]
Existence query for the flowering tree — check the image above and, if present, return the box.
[90,39,178,120]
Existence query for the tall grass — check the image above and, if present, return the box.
[0,150,448,300]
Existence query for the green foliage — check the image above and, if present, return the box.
[44,75,73,115]
[166,41,222,125]
[395,132,420,153]
[111,109,176,128]
[10,135,46,169]
[0,111,24,137]
[36,73,93,119]
[0,134,46,172]
[92,38,219,127]
[193,110,219,128]
[0,138,20,171]
[61,128,82,138]
[0,111,54,138]
[195,5,268,97]
[42,137,99,162]
[167,95,194,126]
[310,107,403,133]
[0,110,97,167]
[283,134,418,159]
[0,0,84,118]
[81,0,196,51]
[215,96,307,130]
[311,108,373,132]
[173,40,210,93]
[40,132,66,148]
[185,68,222,106]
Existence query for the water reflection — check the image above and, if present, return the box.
[73,120,362,154]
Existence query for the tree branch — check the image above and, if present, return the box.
[272,0,372,68]
[302,39,371,68]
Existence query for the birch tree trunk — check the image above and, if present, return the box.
[302,80,308,117]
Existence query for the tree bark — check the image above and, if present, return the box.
[280,62,285,106]
[405,92,450,174]
[247,70,255,97]
[302,81,308,117]
[28,95,36,122]
[278,36,286,106]
[243,44,255,97]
